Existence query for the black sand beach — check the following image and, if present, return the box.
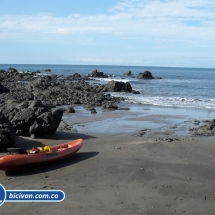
[1,104,215,214]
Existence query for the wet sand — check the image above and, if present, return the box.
[1,104,215,214]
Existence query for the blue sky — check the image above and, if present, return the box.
[0,0,215,68]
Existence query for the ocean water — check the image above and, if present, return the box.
[1,64,215,110]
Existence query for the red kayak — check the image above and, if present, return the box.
[0,138,83,171]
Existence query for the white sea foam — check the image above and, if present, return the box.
[19,70,29,73]
[90,77,131,83]
[110,93,215,109]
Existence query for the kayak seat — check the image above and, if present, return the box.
[8,148,28,154]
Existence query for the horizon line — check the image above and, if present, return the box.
[0,63,214,70]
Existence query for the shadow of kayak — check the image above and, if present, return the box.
[5,151,99,176]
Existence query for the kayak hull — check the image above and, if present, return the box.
[0,138,83,171]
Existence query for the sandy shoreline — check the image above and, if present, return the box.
[1,103,215,214]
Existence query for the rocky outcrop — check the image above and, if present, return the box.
[7,104,63,138]
[102,101,118,109]
[137,70,154,79]
[132,90,140,94]
[90,70,108,78]
[190,119,215,136]
[0,98,63,138]
[8,67,18,73]
[123,70,132,76]
[0,113,15,149]
[29,108,63,138]
[0,70,127,111]
[67,73,82,80]
[58,120,74,131]
[64,106,75,113]
[0,67,135,144]
[103,80,132,93]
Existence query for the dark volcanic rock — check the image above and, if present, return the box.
[123,70,132,76]
[28,100,43,108]
[90,108,97,114]
[0,83,9,94]
[0,113,15,149]
[11,108,36,136]
[190,119,215,136]
[0,70,6,74]
[64,106,75,113]
[103,80,132,93]
[0,106,17,121]
[8,67,18,73]
[91,70,108,78]
[58,120,73,131]
[66,73,82,80]
[102,101,118,109]
[16,101,29,109]
[3,98,63,138]
[137,70,154,79]
[29,108,63,138]
[132,90,140,94]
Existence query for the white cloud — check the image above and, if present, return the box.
[0,0,214,37]
[0,0,214,66]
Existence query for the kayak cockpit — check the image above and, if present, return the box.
[7,148,28,154]
[7,146,67,155]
